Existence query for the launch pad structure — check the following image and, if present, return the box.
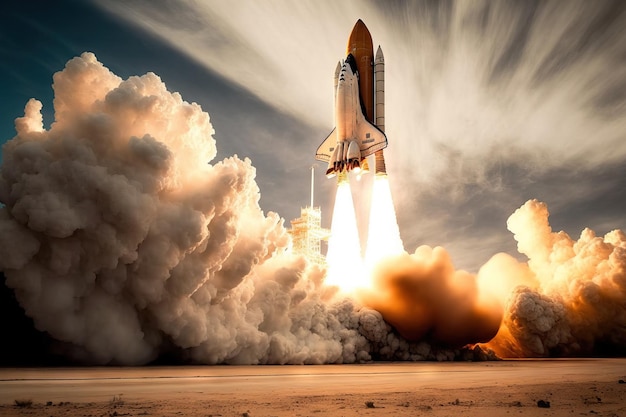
[288,167,330,264]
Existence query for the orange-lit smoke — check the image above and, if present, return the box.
[482,200,626,357]
[358,246,502,347]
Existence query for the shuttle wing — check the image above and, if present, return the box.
[315,127,336,162]
[355,108,387,157]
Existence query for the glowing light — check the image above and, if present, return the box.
[364,176,404,270]
[325,181,365,291]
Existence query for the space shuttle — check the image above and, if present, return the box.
[316,19,388,179]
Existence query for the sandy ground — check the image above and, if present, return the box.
[1,359,625,416]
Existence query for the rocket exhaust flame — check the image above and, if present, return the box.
[325,182,365,292]
[364,176,404,270]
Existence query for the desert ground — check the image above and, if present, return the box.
[0,359,625,416]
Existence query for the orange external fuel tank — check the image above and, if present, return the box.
[347,19,375,124]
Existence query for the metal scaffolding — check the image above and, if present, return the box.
[288,166,330,264]
[289,206,330,265]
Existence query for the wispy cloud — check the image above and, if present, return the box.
[95,0,626,268]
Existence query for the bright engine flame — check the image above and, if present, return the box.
[364,176,405,270]
[325,181,365,291]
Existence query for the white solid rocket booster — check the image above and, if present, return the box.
[374,45,387,176]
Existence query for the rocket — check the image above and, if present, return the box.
[316,19,388,179]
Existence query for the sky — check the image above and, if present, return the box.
[2,0,626,272]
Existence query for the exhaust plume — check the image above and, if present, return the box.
[325,181,365,292]
[364,176,404,270]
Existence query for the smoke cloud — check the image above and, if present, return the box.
[1,53,498,365]
[354,198,626,358]
[482,200,626,357]
[359,246,502,347]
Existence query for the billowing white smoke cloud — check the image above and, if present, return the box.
[482,199,626,357]
[1,53,495,364]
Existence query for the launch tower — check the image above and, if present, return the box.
[288,167,330,264]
